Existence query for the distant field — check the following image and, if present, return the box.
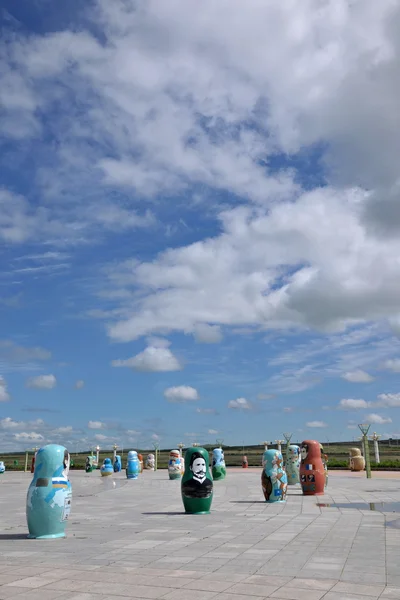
[2,440,400,471]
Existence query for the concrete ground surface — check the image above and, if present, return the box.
[1,469,400,600]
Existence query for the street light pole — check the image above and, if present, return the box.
[275,439,285,453]
[358,423,372,478]
[153,442,160,471]
[370,432,381,464]
[283,432,292,467]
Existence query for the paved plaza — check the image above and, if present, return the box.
[1,468,400,600]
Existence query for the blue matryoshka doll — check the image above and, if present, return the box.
[113,455,122,472]
[212,448,227,480]
[26,444,72,539]
[126,450,140,479]
[261,449,287,503]
[0,461,5,474]
[286,444,300,485]
[100,458,114,476]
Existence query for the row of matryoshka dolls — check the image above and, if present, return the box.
[260,440,329,503]
[97,448,227,481]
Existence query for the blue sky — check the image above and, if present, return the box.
[1,0,400,452]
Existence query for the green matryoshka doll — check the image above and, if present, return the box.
[181,446,213,514]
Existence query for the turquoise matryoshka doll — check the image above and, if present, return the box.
[26,444,72,539]
[0,461,5,474]
[286,444,300,485]
[100,458,114,476]
[261,449,287,503]
[212,448,226,481]
[181,447,213,514]
[126,450,140,479]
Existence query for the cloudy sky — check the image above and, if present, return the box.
[1,0,400,452]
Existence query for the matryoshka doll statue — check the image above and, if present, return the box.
[113,455,122,472]
[181,447,213,514]
[349,448,365,472]
[0,461,5,474]
[126,450,140,479]
[100,458,114,476]
[168,449,183,480]
[212,447,227,480]
[320,444,328,488]
[26,444,72,539]
[299,440,325,495]
[242,455,248,468]
[138,453,144,473]
[286,445,300,485]
[261,449,287,502]
[145,453,155,470]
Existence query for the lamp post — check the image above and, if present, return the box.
[153,442,160,471]
[275,439,284,453]
[177,443,184,458]
[358,424,372,478]
[24,449,29,473]
[370,432,381,464]
[216,438,224,449]
[96,445,100,467]
[113,443,118,462]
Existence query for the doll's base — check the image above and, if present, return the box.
[185,510,210,515]
[27,532,66,539]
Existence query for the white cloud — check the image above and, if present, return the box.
[151,433,160,441]
[126,429,141,436]
[193,324,222,344]
[0,418,44,430]
[196,407,219,415]
[339,398,368,410]
[341,370,374,383]
[94,433,108,441]
[208,429,218,435]
[366,413,392,425]
[257,393,275,401]
[26,374,56,390]
[3,1,400,394]
[14,432,44,442]
[347,424,358,430]
[88,421,105,429]
[164,385,199,403]
[306,421,328,428]
[0,377,10,402]
[382,359,400,373]
[0,340,51,363]
[55,426,73,434]
[112,345,182,372]
[374,393,400,408]
[227,397,253,410]
[74,379,85,389]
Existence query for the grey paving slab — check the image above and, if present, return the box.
[1,469,400,599]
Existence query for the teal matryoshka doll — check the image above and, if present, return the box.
[126,450,140,479]
[100,458,114,476]
[181,447,213,514]
[212,448,226,481]
[286,444,300,485]
[261,449,287,503]
[26,444,72,539]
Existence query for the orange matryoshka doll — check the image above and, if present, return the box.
[299,440,325,495]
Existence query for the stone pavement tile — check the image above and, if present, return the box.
[182,579,233,592]
[245,576,292,587]
[0,588,32,600]
[207,572,248,583]
[161,589,218,600]
[0,578,28,587]
[210,595,265,600]
[322,593,382,600]
[6,577,64,590]
[380,588,400,598]
[269,587,326,600]
[227,583,279,596]
[8,591,71,600]
[284,578,336,591]
[330,582,385,597]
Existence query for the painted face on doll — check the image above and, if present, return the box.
[301,445,308,461]
[191,457,206,481]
